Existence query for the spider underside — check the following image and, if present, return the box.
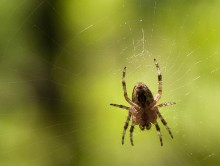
[110,59,176,146]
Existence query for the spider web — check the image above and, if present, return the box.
[0,0,219,166]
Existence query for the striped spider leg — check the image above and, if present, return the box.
[110,104,133,145]
[150,58,162,108]
[152,105,175,145]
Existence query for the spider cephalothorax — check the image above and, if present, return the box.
[110,59,176,146]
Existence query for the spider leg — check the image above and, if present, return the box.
[154,58,162,97]
[122,113,131,145]
[156,102,176,108]
[129,123,135,146]
[122,67,142,111]
[110,103,130,110]
[155,122,163,146]
[150,59,162,108]
[156,110,173,139]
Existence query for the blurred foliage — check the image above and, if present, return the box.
[0,0,220,166]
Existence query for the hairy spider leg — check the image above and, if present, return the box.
[110,104,130,110]
[109,104,132,145]
[156,110,173,139]
[150,59,162,108]
[122,67,142,111]
[122,113,131,145]
[155,122,163,146]
[154,58,162,97]
[156,102,176,108]
[129,124,135,146]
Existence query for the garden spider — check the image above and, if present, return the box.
[110,59,176,146]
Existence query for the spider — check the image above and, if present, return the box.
[110,59,176,146]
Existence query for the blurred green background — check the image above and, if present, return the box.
[0,0,220,166]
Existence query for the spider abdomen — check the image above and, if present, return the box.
[132,82,154,108]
